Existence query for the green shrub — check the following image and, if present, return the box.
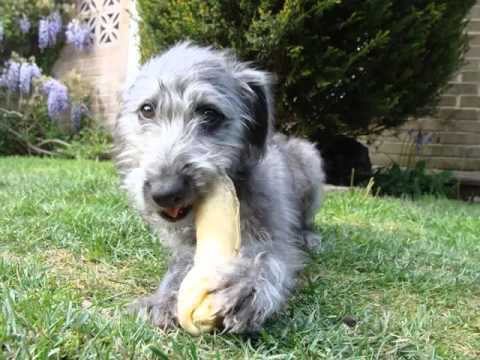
[60,126,112,160]
[0,95,111,160]
[138,0,475,138]
[372,161,455,198]
[0,93,63,156]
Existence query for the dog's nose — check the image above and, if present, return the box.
[147,176,188,208]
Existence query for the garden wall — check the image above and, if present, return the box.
[369,0,480,176]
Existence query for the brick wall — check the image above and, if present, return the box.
[369,1,480,173]
[53,0,136,129]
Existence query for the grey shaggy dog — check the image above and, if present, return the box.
[114,42,324,334]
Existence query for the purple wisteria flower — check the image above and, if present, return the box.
[19,62,42,95]
[19,15,31,34]
[0,69,7,88]
[71,103,87,130]
[65,19,91,50]
[48,12,62,45]
[38,18,49,49]
[1,60,21,92]
[42,78,69,120]
[38,12,63,49]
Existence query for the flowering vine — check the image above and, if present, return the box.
[0,57,85,126]
[0,4,96,157]
[42,78,70,120]
[38,11,63,50]
[65,19,92,50]
[18,15,31,34]
[19,62,42,95]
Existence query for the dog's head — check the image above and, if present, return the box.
[114,42,273,227]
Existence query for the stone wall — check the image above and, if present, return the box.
[53,0,139,129]
[369,1,480,173]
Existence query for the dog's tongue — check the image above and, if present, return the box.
[165,207,182,218]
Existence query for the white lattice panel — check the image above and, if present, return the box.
[79,0,121,47]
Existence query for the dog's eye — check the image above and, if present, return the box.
[139,103,155,119]
[196,106,225,131]
[199,108,220,119]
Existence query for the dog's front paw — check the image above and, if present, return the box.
[128,295,177,330]
[214,280,261,333]
[192,266,270,334]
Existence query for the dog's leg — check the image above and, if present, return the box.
[206,247,300,333]
[284,137,324,251]
[302,186,323,251]
[128,256,192,329]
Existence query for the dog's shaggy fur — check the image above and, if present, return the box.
[114,42,324,333]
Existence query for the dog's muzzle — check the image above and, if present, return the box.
[145,175,193,222]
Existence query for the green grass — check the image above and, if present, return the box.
[0,157,479,359]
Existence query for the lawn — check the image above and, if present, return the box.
[0,157,479,359]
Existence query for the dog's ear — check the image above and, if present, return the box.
[235,68,274,150]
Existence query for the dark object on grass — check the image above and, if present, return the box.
[137,0,475,138]
[341,315,358,328]
[316,135,372,186]
[372,161,455,198]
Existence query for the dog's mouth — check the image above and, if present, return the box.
[159,205,192,222]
